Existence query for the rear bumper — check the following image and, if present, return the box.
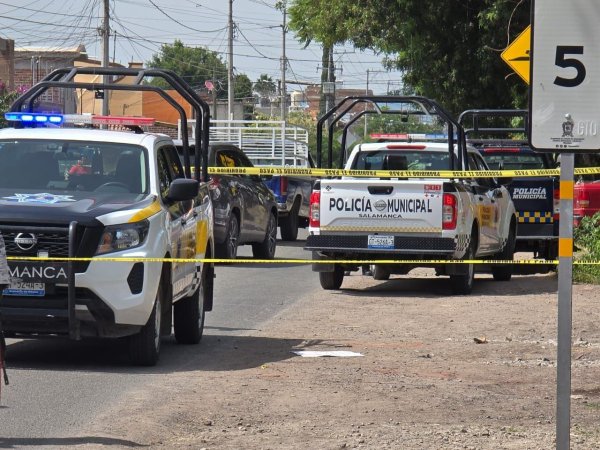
[516,222,558,241]
[305,234,456,255]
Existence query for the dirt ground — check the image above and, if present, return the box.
[87,268,600,450]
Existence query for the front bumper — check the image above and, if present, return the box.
[0,217,164,339]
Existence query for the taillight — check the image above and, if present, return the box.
[575,187,590,209]
[442,193,457,230]
[554,187,561,220]
[280,177,288,196]
[309,190,321,228]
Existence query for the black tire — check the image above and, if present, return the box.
[319,265,344,290]
[252,213,277,259]
[372,265,390,280]
[492,224,516,282]
[216,214,239,260]
[174,266,206,345]
[450,234,476,295]
[128,284,162,366]
[280,199,300,241]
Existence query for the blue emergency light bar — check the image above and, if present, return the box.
[4,112,64,124]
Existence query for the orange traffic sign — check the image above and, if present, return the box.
[501,25,530,84]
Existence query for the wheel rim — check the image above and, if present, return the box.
[267,215,277,256]
[228,217,238,258]
[154,298,161,351]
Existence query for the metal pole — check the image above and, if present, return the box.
[556,152,574,450]
[227,0,234,121]
[101,0,110,115]
[364,69,369,139]
[280,2,287,121]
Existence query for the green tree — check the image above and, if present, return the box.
[254,74,277,98]
[147,40,229,98]
[288,0,531,115]
[234,73,253,100]
[0,89,19,128]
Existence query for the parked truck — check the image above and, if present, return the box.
[180,119,314,241]
[459,109,559,265]
[305,96,517,294]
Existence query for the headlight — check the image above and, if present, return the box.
[95,220,149,256]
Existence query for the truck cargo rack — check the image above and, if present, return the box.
[6,67,211,340]
[316,95,468,171]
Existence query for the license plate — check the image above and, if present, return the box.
[368,235,394,249]
[3,282,45,297]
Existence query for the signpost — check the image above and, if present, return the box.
[529,1,600,449]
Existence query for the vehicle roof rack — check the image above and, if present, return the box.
[317,95,467,171]
[7,67,210,182]
[458,109,528,140]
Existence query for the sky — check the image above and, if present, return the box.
[0,0,403,95]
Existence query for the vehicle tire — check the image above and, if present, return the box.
[492,224,516,282]
[372,264,390,280]
[450,233,476,295]
[216,214,239,260]
[319,265,344,290]
[128,284,162,366]
[280,199,300,241]
[174,266,206,345]
[252,213,277,259]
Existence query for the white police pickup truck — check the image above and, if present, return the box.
[305,96,518,294]
[0,67,215,365]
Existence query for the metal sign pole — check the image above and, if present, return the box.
[556,152,574,450]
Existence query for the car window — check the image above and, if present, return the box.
[352,150,452,171]
[0,139,148,194]
[481,152,548,170]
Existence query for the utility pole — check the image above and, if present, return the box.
[364,69,369,138]
[101,0,110,115]
[227,0,234,121]
[280,2,287,121]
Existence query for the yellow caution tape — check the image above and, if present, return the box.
[5,255,566,265]
[207,165,600,179]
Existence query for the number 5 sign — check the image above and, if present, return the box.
[529,0,600,152]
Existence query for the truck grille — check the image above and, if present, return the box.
[1,227,70,257]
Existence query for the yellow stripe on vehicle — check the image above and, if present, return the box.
[128,200,161,223]
[517,211,553,223]
[196,219,208,255]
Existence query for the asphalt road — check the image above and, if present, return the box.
[0,230,318,442]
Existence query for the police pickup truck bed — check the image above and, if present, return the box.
[0,68,215,366]
[305,96,518,294]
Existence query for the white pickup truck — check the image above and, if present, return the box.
[305,96,518,294]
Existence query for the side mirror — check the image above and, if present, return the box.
[167,178,199,202]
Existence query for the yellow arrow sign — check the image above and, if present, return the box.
[501,25,531,84]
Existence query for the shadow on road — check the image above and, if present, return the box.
[4,334,303,375]
[0,436,146,448]
[338,273,558,298]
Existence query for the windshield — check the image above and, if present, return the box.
[351,150,454,171]
[481,152,547,170]
[0,139,148,194]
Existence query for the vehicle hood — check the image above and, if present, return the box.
[0,189,154,226]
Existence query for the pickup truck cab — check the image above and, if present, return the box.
[459,109,559,263]
[477,144,558,260]
[306,96,518,294]
[0,67,215,366]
